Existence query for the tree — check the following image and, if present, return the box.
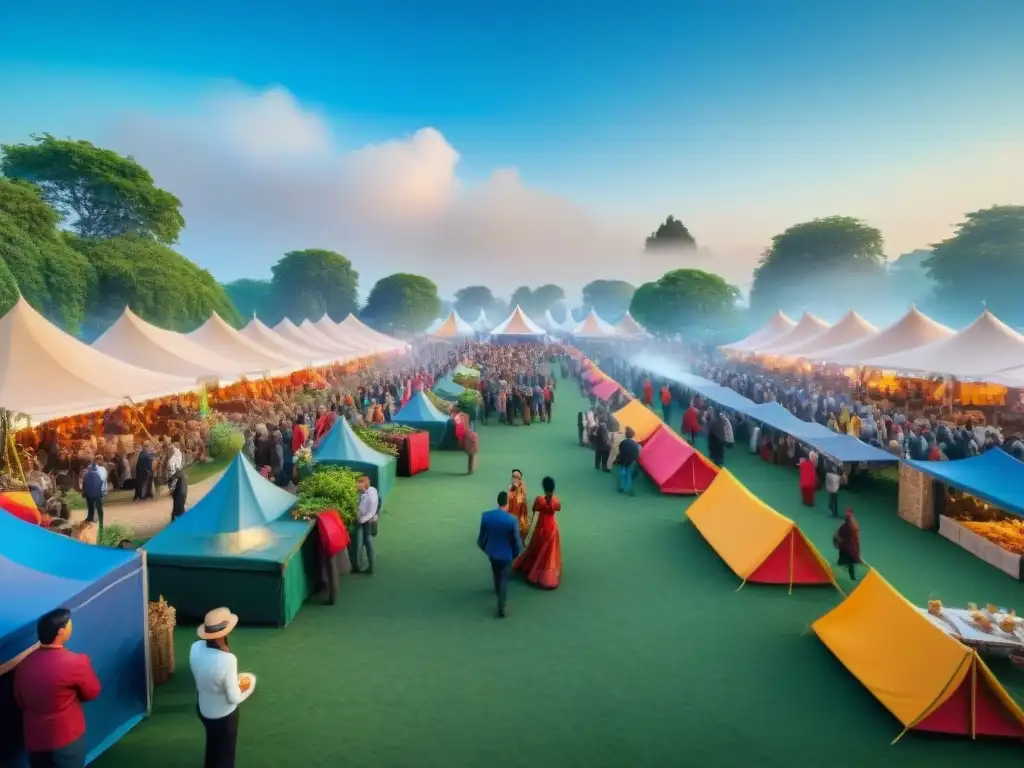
[223,278,276,325]
[629,269,740,336]
[887,249,935,308]
[1,134,185,243]
[925,206,1024,324]
[749,215,885,317]
[507,284,564,317]
[361,273,441,335]
[68,235,241,338]
[508,286,533,312]
[582,279,635,321]
[645,215,696,250]
[0,179,94,330]
[270,249,359,322]
[454,286,504,321]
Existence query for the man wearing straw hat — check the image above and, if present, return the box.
[190,608,256,768]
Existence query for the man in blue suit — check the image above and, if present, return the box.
[477,491,523,618]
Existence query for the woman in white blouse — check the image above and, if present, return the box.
[190,608,255,768]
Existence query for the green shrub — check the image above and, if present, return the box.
[353,425,398,456]
[206,422,244,459]
[296,467,359,524]
[99,523,134,548]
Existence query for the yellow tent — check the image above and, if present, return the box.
[611,400,662,443]
[685,470,837,591]
[812,569,1024,741]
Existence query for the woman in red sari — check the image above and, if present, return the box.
[514,476,561,589]
[798,453,816,506]
[507,469,530,542]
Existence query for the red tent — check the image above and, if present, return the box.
[592,378,620,402]
[639,426,718,495]
[0,491,41,525]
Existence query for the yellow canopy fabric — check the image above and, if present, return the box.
[813,569,974,729]
[611,400,662,442]
[685,470,795,580]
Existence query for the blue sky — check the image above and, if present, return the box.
[1,0,1023,293]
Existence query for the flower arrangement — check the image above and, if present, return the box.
[295,446,312,469]
[294,467,359,524]
[353,425,399,456]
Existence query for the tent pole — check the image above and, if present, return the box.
[788,529,795,595]
[970,654,977,739]
[735,578,748,592]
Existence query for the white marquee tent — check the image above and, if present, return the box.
[273,318,338,355]
[0,297,197,423]
[774,311,878,359]
[751,312,831,356]
[430,311,475,339]
[241,317,335,367]
[573,309,619,339]
[859,310,1024,378]
[300,319,346,353]
[720,311,796,353]
[188,314,294,373]
[312,316,372,356]
[616,311,649,338]
[489,305,547,337]
[93,307,248,381]
[337,314,407,353]
[424,317,444,335]
[471,311,490,333]
[814,306,954,367]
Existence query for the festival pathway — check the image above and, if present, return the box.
[95,382,1022,767]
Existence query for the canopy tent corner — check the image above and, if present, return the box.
[311,417,397,500]
[393,390,452,447]
[611,399,662,443]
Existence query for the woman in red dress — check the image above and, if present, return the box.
[513,476,562,590]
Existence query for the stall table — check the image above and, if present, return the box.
[917,607,1024,658]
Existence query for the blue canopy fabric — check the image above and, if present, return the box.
[0,514,148,763]
[665,372,897,464]
[394,391,449,425]
[312,416,397,499]
[904,449,1024,518]
[433,374,465,399]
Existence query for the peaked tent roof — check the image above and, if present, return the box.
[812,568,1024,739]
[424,317,444,334]
[471,310,490,332]
[542,309,563,332]
[720,311,797,353]
[777,311,879,359]
[431,311,475,338]
[93,307,249,381]
[312,415,392,467]
[860,310,1024,377]
[312,316,373,356]
[616,311,649,338]
[394,390,449,424]
[337,314,406,353]
[611,400,662,442]
[573,309,619,338]
[752,312,832,355]
[815,306,954,367]
[300,319,352,355]
[188,313,294,373]
[0,297,198,423]
[489,305,547,336]
[273,318,339,356]
[241,317,332,366]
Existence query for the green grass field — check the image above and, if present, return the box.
[95,383,1024,767]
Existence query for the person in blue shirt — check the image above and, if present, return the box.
[477,491,523,618]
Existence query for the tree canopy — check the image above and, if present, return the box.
[508,284,565,317]
[749,215,885,317]
[581,279,635,321]
[630,269,739,336]
[453,286,504,321]
[270,249,360,322]
[925,205,1024,324]
[361,273,441,334]
[645,216,696,250]
[1,134,184,243]
[68,235,242,338]
[223,278,276,324]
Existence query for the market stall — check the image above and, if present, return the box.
[311,417,397,501]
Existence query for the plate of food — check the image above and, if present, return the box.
[238,673,256,693]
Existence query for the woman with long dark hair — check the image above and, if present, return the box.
[513,476,562,589]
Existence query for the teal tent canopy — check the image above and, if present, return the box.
[454,364,479,378]
[144,453,317,626]
[394,391,452,446]
[434,374,465,400]
[312,416,397,500]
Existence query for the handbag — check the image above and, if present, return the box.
[370,518,379,537]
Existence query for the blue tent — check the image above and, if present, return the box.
[0,514,149,764]
[144,453,317,626]
[433,374,465,400]
[393,391,452,446]
[905,449,1024,519]
[312,416,398,500]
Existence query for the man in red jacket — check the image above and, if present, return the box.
[14,608,101,767]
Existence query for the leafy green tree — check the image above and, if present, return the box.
[67,235,241,338]
[361,273,441,334]
[223,278,276,325]
[532,284,565,315]
[645,215,696,250]
[1,134,185,243]
[582,279,635,321]
[270,249,359,322]
[508,286,533,312]
[453,286,503,320]
[925,206,1024,323]
[750,215,885,317]
[0,178,60,239]
[629,269,740,335]
[0,256,20,314]
[887,249,935,308]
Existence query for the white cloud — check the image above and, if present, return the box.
[106,86,735,299]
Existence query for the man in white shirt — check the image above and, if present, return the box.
[352,475,379,575]
[190,608,255,768]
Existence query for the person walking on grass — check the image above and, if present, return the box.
[616,427,642,495]
[477,491,523,618]
[463,427,479,475]
[833,508,862,581]
[351,476,379,575]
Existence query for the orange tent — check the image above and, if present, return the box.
[611,400,662,443]
[684,470,837,591]
[813,569,1024,741]
[639,426,718,495]
[0,491,41,525]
